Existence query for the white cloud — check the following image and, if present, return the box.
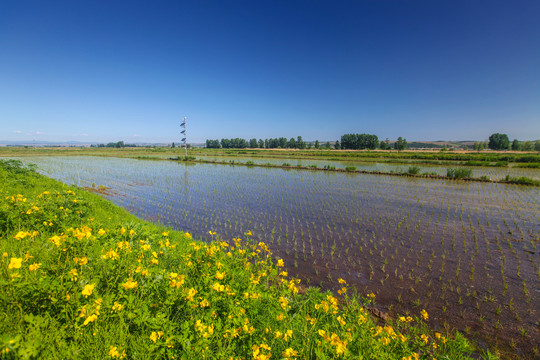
[14,130,23,134]
[31,131,44,135]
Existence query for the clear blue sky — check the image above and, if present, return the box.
[1,0,539,143]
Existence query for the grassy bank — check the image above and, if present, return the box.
[1,160,488,359]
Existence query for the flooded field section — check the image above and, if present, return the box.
[13,156,540,355]
[194,154,540,180]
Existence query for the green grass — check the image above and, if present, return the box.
[503,175,540,186]
[0,159,481,359]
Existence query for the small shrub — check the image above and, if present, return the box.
[408,166,420,175]
[447,168,472,179]
[345,166,357,172]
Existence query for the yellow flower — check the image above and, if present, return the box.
[184,232,192,239]
[185,288,197,301]
[421,334,429,344]
[283,329,293,341]
[338,278,347,284]
[162,232,169,237]
[98,229,106,236]
[8,258,22,269]
[277,259,284,267]
[75,257,88,266]
[120,227,126,235]
[279,296,289,310]
[420,309,429,320]
[150,331,164,343]
[129,229,136,236]
[83,314,98,325]
[49,235,63,247]
[102,250,119,260]
[200,299,209,307]
[141,244,151,251]
[215,271,225,280]
[108,346,126,358]
[112,302,124,312]
[282,348,298,358]
[212,282,225,292]
[82,284,95,297]
[122,279,138,290]
[29,263,42,271]
[14,231,30,240]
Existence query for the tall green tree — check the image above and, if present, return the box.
[380,138,390,150]
[334,140,341,150]
[488,133,510,150]
[249,138,258,148]
[205,139,220,148]
[522,141,533,151]
[288,138,296,149]
[394,137,407,151]
[511,139,520,151]
[296,136,305,149]
[341,133,378,150]
[314,140,320,149]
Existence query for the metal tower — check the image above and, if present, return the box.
[180,117,187,157]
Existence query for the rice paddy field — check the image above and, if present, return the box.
[8,155,540,357]
[193,154,540,180]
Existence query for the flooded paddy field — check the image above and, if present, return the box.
[194,154,540,181]
[12,156,540,356]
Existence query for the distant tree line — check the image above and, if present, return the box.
[340,134,379,150]
[472,133,540,151]
[206,134,409,150]
[207,136,310,149]
[92,141,137,148]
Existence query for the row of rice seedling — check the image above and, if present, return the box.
[9,155,540,357]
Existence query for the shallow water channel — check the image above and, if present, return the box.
[13,156,540,356]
